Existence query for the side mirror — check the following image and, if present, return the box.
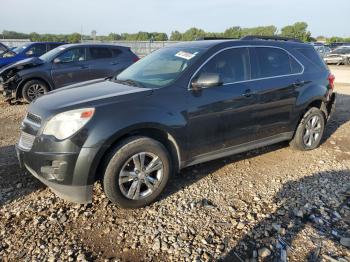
[191,73,223,90]
[53,58,61,64]
[25,50,34,56]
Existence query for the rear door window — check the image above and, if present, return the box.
[89,47,113,59]
[196,47,251,84]
[253,47,302,78]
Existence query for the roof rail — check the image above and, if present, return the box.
[240,35,302,43]
[196,37,238,41]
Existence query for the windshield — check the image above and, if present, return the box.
[40,46,67,62]
[12,44,28,54]
[116,47,204,88]
[1,43,27,58]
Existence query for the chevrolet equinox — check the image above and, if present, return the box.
[16,36,336,208]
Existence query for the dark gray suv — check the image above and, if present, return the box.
[16,36,336,208]
[0,43,139,102]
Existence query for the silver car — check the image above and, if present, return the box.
[324,46,350,65]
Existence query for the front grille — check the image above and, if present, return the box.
[18,131,35,151]
[26,112,42,126]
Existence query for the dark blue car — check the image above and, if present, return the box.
[0,42,65,68]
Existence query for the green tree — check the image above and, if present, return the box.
[280,22,311,42]
[181,27,206,41]
[223,27,242,38]
[170,30,182,41]
[67,33,81,43]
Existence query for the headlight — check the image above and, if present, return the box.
[43,108,95,140]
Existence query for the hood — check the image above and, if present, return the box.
[0,57,44,74]
[29,79,153,118]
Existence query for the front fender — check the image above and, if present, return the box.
[81,101,188,183]
[15,72,54,99]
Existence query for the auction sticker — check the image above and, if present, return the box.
[175,51,197,60]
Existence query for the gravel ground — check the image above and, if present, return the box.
[0,82,349,262]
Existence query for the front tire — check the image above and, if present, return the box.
[290,107,325,151]
[103,137,172,208]
[22,79,49,103]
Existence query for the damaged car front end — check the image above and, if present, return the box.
[0,58,44,102]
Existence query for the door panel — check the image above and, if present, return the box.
[249,47,303,140]
[247,77,298,139]
[51,47,91,88]
[186,83,259,157]
[186,47,257,158]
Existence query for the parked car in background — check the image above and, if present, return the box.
[324,46,350,65]
[328,42,350,50]
[0,42,8,55]
[16,36,336,208]
[0,42,65,68]
[0,43,139,102]
[310,42,324,47]
[314,45,332,57]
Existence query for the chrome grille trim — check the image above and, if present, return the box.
[18,131,35,151]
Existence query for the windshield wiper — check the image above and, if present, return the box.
[113,78,145,88]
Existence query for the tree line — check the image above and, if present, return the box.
[1,22,349,43]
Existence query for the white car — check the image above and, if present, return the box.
[324,46,350,65]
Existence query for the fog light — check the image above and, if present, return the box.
[41,160,67,181]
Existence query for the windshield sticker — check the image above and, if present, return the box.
[175,51,197,60]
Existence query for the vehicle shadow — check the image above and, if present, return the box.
[220,169,350,261]
[161,142,287,201]
[0,145,43,207]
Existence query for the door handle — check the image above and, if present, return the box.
[80,65,89,69]
[242,89,253,98]
[110,62,119,65]
[293,80,305,87]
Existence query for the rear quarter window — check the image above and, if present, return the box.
[295,48,327,71]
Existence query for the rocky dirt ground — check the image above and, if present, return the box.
[0,77,349,261]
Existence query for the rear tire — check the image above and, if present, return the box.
[346,58,350,66]
[22,79,49,103]
[290,107,325,151]
[103,136,172,208]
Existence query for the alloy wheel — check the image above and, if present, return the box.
[27,84,46,100]
[118,152,164,200]
[303,115,322,147]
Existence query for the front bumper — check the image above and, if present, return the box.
[16,142,99,204]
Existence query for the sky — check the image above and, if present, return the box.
[1,0,349,37]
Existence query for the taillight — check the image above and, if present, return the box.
[133,56,139,62]
[328,73,335,90]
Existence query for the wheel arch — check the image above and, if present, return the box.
[16,77,53,99]
[93,126,183,182]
